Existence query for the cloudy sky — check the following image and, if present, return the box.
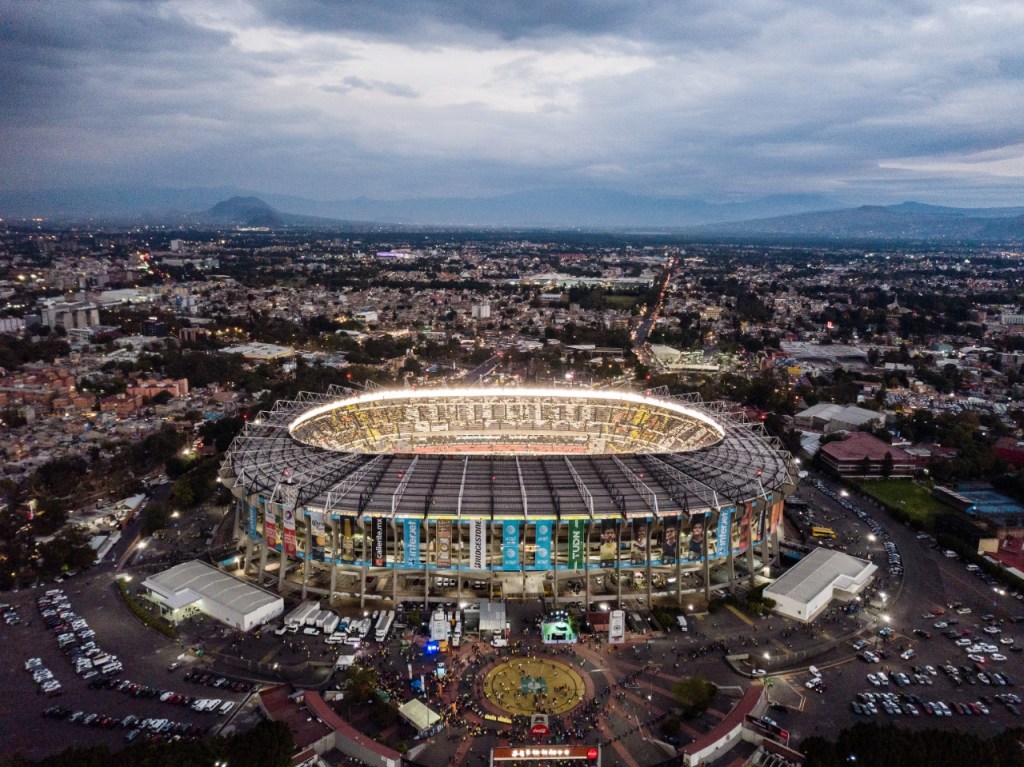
[3,0,1024,207]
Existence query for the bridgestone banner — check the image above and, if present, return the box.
[469,519,487,570]
[372,517,387,567]
[567,519,585,570]
[435,519,452,569]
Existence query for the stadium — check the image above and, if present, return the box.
[220,387,798,606]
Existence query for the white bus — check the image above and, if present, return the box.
[374,610,395,642]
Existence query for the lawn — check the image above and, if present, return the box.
[851,479,951,529]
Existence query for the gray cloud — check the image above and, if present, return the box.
[1,0,1023,208]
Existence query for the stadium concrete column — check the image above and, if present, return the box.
[703,513,711,602]
[391,518,398,605]
[302,518,311,600]
[727,539,735,593]
[552,518,560,604]
[277,529,288,592]
[584,519,592,608]
[456,519,463,605]
[423,518,430,608]
[747,540,756,588]
[676,539,683,607]
[616,521,622,608]
[645,524,653,607]
[360,517,368,609]
[329,516,340,601]
[258,534,268,582]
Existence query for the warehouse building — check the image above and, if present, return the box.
[763,548,876,623]
[142,559,284,631]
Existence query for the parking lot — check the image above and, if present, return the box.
[768,472,1024,743]
[0,577,254,760]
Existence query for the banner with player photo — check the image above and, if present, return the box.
[599,519,618,568]
[661,516,679,565]
[435,519,452,569]
[630,520,648,566]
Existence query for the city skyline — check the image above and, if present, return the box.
[3,0,1024,213]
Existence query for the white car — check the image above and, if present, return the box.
[751,669,767,677]
[934,622,948,629]
[900,649,915,660]
[991,653,1008,661]
[867,673,880,686]
[984,626,1002,635]
[1001,637,1015,645]
[956,638,972,647]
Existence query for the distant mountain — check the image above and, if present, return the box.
[206,196,283,227]
[2,185,1023,241]
[690,202,1024,242]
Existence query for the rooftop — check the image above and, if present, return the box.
[764,547,876,604]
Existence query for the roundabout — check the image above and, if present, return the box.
[482,656,587,716]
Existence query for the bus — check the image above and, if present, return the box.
[811,526,837,539]
[374,610,395,642]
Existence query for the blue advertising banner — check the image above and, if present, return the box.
[403,519,420,566]
[502,521,520,570]
[534,520,553,569]
[248,505,258,540]
[716,508,733,560]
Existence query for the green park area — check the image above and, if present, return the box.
[851,479,951,530]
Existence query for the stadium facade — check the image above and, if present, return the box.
[220,387,798,607]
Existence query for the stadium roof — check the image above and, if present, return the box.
[222,387,797,519]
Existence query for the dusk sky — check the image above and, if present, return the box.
[4,0,1024,207]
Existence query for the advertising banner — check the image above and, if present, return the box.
[264,504,278,549]
[338,518,356,563]
[770,499,784,535]
[717,508,733,559]
[567,519,586,570]
[732,503,753,554]
[309,511,326,561]
[403,519,420,567]
[372,517,387,567]
[534,520,553,569]
[599,519,618,568]
[502,521,520,571]
[661,517,679,565]
[609,609,626,644]
[630,520,648,566]
[248,505,258,540]
[282,506,297,557]
[685,513,707,562]
[468,519,487,570]
[435,519,452,569]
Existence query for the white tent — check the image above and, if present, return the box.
[398,698,442,734]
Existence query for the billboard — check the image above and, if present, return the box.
[248,505,258,540]
[567,519,586,570]
[534,520,553,569]
[630,520,648,566]
[661,517,679,565]
[502,521,520,570]
[340,518,356,563]
[609,609,626,644]
[403,519,420,567]
[468,520,487,569]
[716,508,733,559]
[599,520,618,568]
[309,511,326,561]
[264,504,278,549]
[684,513,706,562]
[435,519,452,569]
[372,517,387,567]
[282,506,297,557]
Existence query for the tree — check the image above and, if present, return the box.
[882,451,894,478]
[671,675,717,718]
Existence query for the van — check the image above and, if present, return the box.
[809,665,821,678]
[491,637,508,648]
[218,701,234,716]
[676,616,688,632]
[303,626,320,636]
